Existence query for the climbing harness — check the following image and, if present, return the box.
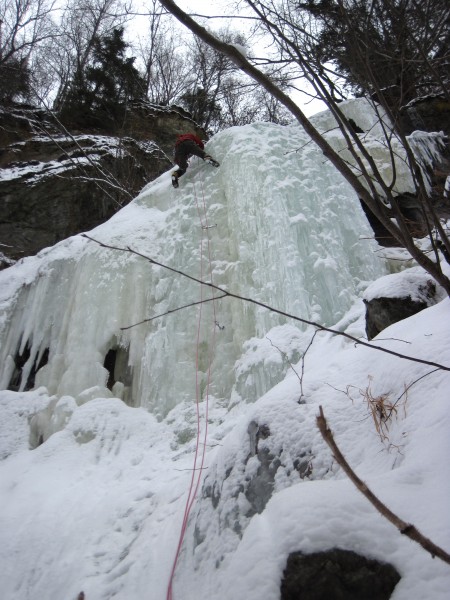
[166,176,219,600]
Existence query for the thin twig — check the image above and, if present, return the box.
[266,335,303,393]
[317,406,450,565]
[387,368,440,419]
[298,330,320,401]
[121,294,227,330]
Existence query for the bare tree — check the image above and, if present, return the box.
[243,0,450,270]
[217,77,292,127]
[158,0,450,297]
[0,0,56,63]
[179,31,236,130]
[217,77,260,126]
[0,0,56,102]
[134,0,189,105]
[174,27,290,131]
[52,0,128,109]
[296,0,450,108]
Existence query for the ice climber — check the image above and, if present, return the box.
[171,133,219,188]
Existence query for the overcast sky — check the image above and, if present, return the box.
[176,1,238,18]
[154,1,325,117]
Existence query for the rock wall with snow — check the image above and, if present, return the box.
[0,102,204,265]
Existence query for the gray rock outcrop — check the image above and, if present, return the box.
[0,102,204,267]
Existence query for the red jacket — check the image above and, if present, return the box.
[175,133,204,149]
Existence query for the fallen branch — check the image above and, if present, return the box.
[317,406,450,565]
[82,234,450,373]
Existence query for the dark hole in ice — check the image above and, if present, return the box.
[103,343,134,405]
[104,348,118,390]
[8,343,49,391]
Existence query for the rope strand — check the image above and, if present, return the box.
[166,175,218,599]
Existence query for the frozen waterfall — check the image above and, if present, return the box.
[0,101,387,418]
[1,99,449,600]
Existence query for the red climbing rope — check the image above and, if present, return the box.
[166,175,218,600]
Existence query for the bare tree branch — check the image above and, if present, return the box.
[81,234,450,372]
[120,294,227,330]
[317,406,450,565]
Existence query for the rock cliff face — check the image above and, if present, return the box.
[362,96,450,247]
[0,102,204,267]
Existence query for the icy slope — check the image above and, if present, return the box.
[0,112,385,417]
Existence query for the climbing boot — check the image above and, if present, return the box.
[205,155,220,167]
[172,173,179,188]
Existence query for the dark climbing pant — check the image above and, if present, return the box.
[173,140,207,178]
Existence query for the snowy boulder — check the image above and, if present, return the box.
[244,421,281,516]
[188,395,322,571]
[363,267,446,339]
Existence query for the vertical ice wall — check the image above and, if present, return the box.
[0,104,388,416]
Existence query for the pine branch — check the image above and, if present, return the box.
[317,406,450,565]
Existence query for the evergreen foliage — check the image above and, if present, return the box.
[0,57,31,104]
[298,0,450,107]
[59,27,146,128]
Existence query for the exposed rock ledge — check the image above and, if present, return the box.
[0,102,204,267]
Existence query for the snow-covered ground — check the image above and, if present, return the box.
[0,100,449,599]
